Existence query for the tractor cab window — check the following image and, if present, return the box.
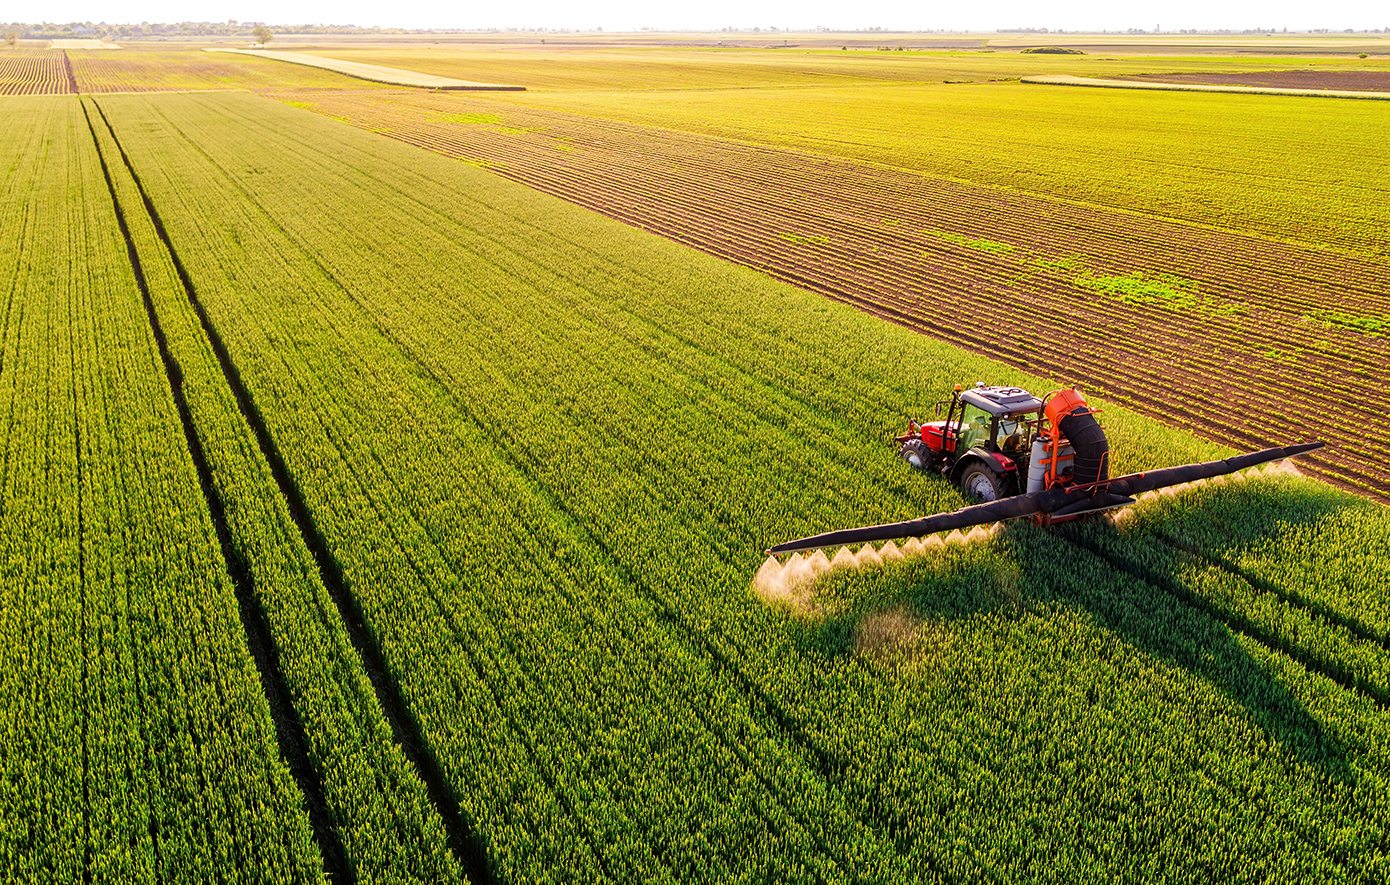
[996,413,1030,454]
[958,403,993,451]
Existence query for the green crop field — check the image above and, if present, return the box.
[4,35,1390,883]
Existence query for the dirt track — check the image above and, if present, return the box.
[1024,73,1390,100]
[1118,70,1390,93]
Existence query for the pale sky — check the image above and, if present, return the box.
[15,0,1388,34]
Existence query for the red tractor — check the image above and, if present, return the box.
[767,382,1322,555]
[896,383,1110,507]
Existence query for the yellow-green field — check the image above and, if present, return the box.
[4,35,1390,884]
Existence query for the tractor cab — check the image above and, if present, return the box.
[954,386,1041,456]
[897,383,1044,501]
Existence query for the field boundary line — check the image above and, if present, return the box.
[61,50,78,94]
[88,96,496,885]
[78,97,354,884]
[1023,73,1390,101]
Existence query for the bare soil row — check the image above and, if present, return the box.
[1118,70,1390,93]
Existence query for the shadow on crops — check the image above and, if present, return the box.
[1139,476,1390,647]
[794,477,1359,783]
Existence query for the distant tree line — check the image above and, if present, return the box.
[0,21,471,40]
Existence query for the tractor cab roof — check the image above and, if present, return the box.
[960,385,1043,417]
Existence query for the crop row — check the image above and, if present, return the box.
[0,96,325,882]
[0,51,72,94]
[100,91,928,883]
[82,95,464,884]
[269,89,1389,499]
[102,90,1390,880]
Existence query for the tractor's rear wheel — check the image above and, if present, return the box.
[959,463,1003,502]
[899,439,930,470]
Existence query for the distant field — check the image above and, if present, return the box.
[4,40,1390,882]
[48,39,122,50]
[296,42,1390,91]
[489,70,1390,259]
[1026,72,1390,100]
[213,48,525,90]
[0,44,403,93]
[1121,68,1390,92]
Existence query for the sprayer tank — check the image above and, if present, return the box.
[1027,438,1075,493]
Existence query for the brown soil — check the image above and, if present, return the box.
[1116,70,1390,93]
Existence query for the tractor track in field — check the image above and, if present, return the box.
[1152,527,1390,651]
[273,90,1390,503]
[79,97,354,884]
[87,97,496,885]
[288,246,870,881]
[152,89,903,876]
[1063,526,1390,711]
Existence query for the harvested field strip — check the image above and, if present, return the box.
[1024,73,1390,101]
[0,95,324,883]
[1116,70,1390,94]
[272,90,1390,498]
[85,94,466,884]
[48,39,122,50]
[212,49,525,90]
[0,51,70,95]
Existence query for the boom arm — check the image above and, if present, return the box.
[767,442,1324,555]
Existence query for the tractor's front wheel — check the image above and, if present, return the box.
[899,439,930,470]
[959,463,1003,502]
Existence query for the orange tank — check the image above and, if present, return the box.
[1044,388,1090,432]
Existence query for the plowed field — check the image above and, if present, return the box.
[57,46,402,93]
[0,51,73,94]
[1120,69,1390,92]
[267,89,1390,499]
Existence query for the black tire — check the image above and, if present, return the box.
[899,439,931,470]
[958,462,1003,503]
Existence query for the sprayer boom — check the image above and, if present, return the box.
[766,442,1323,556]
